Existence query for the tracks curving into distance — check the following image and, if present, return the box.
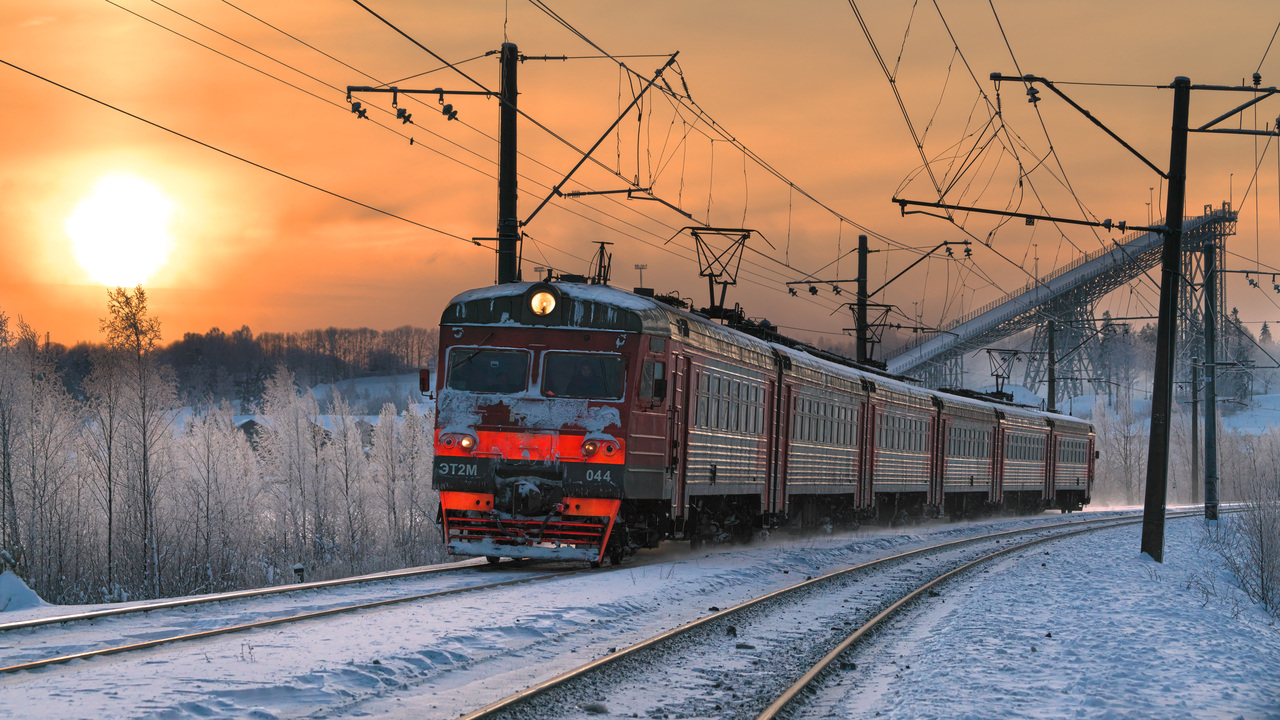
[456,511,1200,720]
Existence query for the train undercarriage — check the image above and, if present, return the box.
[443,483,1090,565]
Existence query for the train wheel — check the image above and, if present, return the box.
[590,560,602,569]
[609,547,624,566]
[485,556,501,565]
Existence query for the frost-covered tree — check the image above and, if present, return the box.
[176,401,262,593]
[326,392,370,575]
[102,286,178,598]
[259,365,335,578]
[0,309,24,574]
[401,403,443,565]
[369,402,443,567]
[369,403,405,566]
[12,319,84,600]
[1092,397,1148,506]
[83,346,126,596]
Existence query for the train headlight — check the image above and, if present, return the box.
[458,434,477,450]
[581,439,600,457]
[530,291,556,315]
[602,441,618,456]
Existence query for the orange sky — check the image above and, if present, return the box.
[3,1,1280,352]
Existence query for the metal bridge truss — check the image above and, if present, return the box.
[887,203,1237,401]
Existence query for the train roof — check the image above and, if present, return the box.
[443,282,1093,433]
[444,281,779,369]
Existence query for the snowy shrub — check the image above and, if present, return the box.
[1201,473,1280,617]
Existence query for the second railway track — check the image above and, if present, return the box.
[0,561,584,674]
[453,512,1191,720]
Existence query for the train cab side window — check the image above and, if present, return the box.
[640,360,668,405]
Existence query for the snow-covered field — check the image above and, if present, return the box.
[810,515,1280,719]
[1,510,1275,719]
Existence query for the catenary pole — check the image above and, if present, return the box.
[497,43,519,284]
[1047,319,1057,413]
[857,234,869,363]
[1191,357,1200,505]
[1204,240,1220,520]
[1141,76,1192,563]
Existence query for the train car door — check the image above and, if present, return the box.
[1086,435,1096,497]
[930,414,946,508]
[859,401,876,508]
[1043,429,1056,505]
[775,384,793,516]
[669,354,692,522]
[765,378,782,516]
[986,422,998,502]
[992,421,1005,504]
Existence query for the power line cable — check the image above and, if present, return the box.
[0,56,476,245]
[105,0,504,184]
[344,2,865,313]
[115,0,732,291]
[519,0,980,317]
[1258,18,1280,73]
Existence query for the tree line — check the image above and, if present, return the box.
[1,288,445,604]
[49,319,438,412]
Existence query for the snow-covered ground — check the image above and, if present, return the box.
[810,515,1280,719]
[1,510,1275,719]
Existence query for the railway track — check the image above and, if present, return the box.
[453,511,1195,720]
[0,556,502,634]
[1,508,1209,719]
[2,540,701,676]
[0,562,584,674]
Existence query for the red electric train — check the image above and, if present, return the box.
[431,281,1094,566]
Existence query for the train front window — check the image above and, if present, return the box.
[542,353,625,400]
[447,348,529,394]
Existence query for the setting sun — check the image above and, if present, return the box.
[65,173,176,287]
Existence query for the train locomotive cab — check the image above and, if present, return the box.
[432,282,671,566]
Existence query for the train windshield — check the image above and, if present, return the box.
[541,352,625,400]
[446,347,529,394]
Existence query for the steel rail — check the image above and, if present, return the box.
[757,507,1239,718]
[0,556,499,634]
[0,568,580,675]
[754,515,1166,719]
[455,511,1175,720]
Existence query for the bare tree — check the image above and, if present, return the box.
[326,392,370,575]
[102,286,176,598]
[83,347,126,597]
[13,319,84,600]
[176,400,262,593]
[0,309,24,575]
[370,403,405,565]
[260,365,333,579]
[1202,427,1280,616]
[401,402,444,565]
[1092,397,1149,506]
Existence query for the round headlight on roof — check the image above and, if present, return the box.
[530,290,556,315]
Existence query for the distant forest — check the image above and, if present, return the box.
[49,323,438,410]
